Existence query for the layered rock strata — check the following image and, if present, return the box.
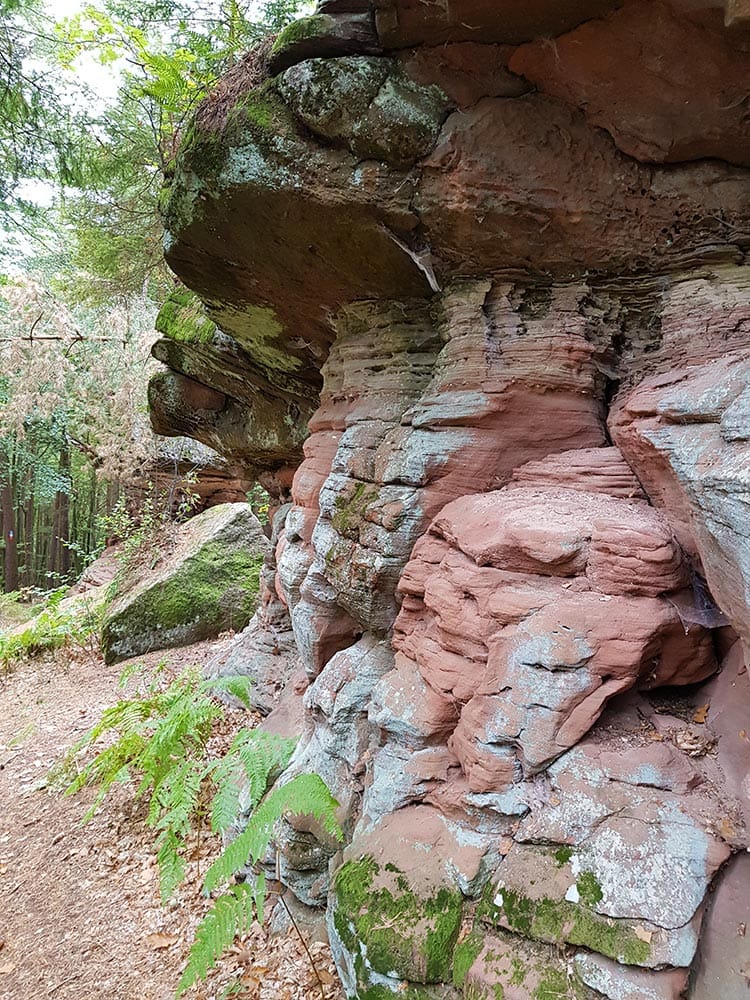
[151,2,750,998]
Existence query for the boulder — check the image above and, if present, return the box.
[101,503,269,663]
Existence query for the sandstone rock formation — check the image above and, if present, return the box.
[150,3,750,997]
[101,503,268,663]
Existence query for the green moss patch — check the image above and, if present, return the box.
[331,482,379,540]
[460,928,595,1000]
[333,856,463,988]
[101,506,268,664]
[156,289,217,345]
[452,932,484,988]
[271,14,334,58]
[479,882,651,967]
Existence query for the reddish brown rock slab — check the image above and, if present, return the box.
[343,803,492,899]
[374,0,620,47]
[394,480,715,787]
[401,42,530,108]
[574,951,689,1000]
[449,591,715,785]
[432,488,687,594]
[369,651,460,746]
[418,94,750,275]
[511,741,734,960]
[510,0,750,166]
[700,641,750,830]
[691,852,750,999]
[268,12,380,74]
[463,930,601,1000]
[484,843,706,968]
[511,447,647,501]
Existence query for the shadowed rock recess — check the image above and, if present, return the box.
[152,2,750,997]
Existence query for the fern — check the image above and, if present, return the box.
[59,664,343,998]
[203,774,342,894]
[180,776,342,998]
[175,883,256,997]
[157,828,187,902]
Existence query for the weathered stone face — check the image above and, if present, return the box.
[150,2,750,997]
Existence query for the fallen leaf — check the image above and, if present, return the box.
[634,926,653,944]
[145,932,178,950]
[0,962,16,975]
[719,817,737,840]
[647,730,664,742]
[693,703,710,724]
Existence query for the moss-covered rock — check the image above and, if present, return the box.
[331,855,464,993]
[101,503,269,663]
[155,288,218,345]
[278,56,450,169]
[478,846,653,968]
[461,928,597,1000]
[269,12,380,74]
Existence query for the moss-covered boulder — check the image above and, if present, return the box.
[101,503,268,663]
[478,845,666,969]
[155,288,218,346]
[328,808,480,997]
[332,855,463,986]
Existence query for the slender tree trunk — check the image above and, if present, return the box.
[50,441,71,582]
[23,471,34,588]
[1,478,18,593]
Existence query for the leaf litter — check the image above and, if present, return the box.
[0,640,344,1000]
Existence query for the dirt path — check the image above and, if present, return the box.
[0,642,344,1000]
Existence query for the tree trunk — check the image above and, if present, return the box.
[1,478,18,593]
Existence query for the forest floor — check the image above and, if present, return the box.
[0,639,345,1000]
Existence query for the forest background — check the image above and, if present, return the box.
[0,0,308,593]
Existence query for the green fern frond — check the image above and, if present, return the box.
[152,756,208,838]
[209,763,243,835]
[203,774,342,894]
[175,883,255,997]
[253,871,266,925]
[157,828,187,902]
[236,731,296,810]
[208,729,295,833]
[203,674,253,708]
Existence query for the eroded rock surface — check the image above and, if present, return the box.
[149,2,750,997]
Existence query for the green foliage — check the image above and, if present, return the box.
[203,773,341,895]
[175,882,260,996]
[246,483,271,526]
[99,482,200,580]
[179,773,341,996]
[60,661,342,996]
[63,666,296,898]
[0,587,103,669]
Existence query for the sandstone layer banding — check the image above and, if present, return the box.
[151,2,750,997]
